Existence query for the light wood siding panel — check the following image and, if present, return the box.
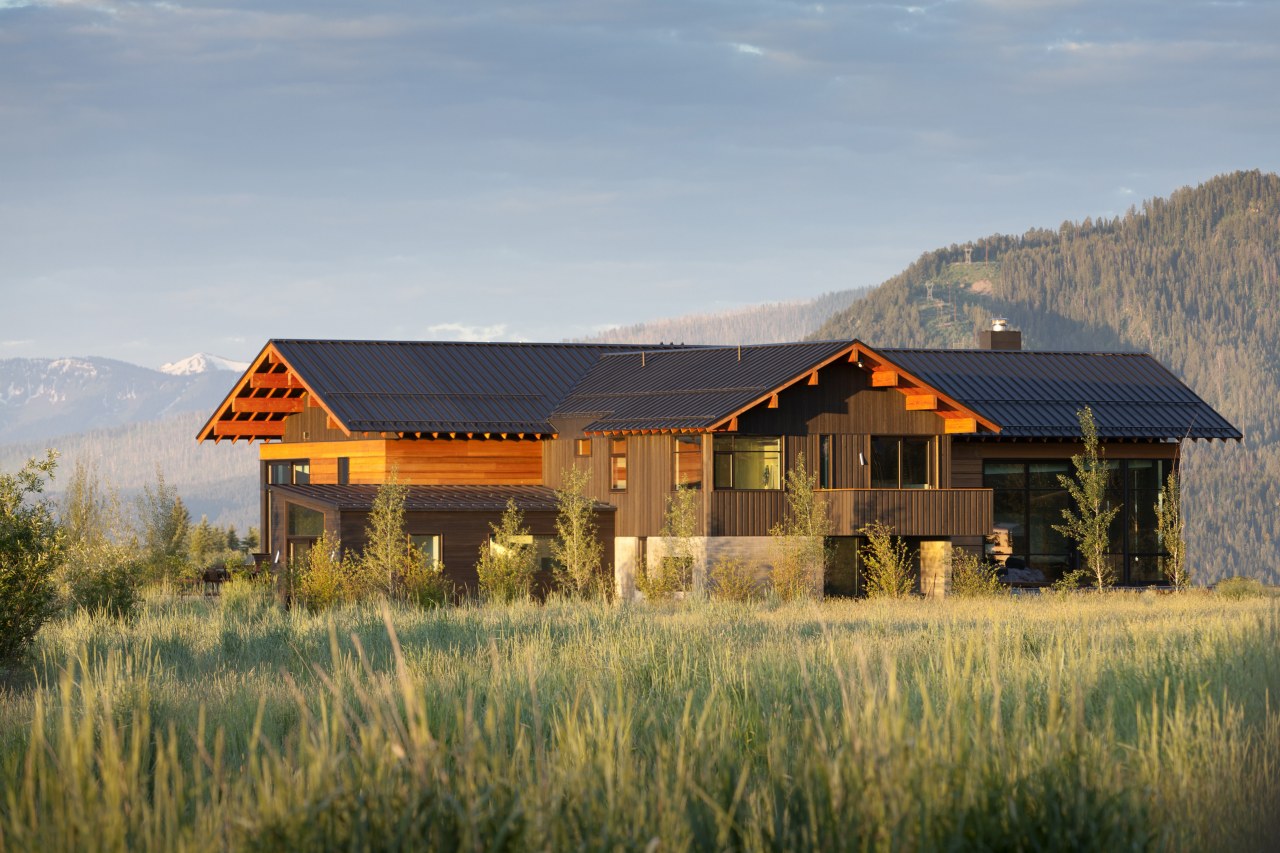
[385,439,543,485]
[261,440,386,483]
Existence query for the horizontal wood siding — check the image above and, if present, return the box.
[712,488,992,537]
[261,438,543,485]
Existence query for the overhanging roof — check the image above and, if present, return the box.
[879,348,1242,441]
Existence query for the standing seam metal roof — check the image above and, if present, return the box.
[878,348,1241,440]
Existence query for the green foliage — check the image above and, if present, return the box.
[362,474,409,592]
[1214,577,1268,600]
[243,527,260,553]
[950,549,1006,598]
[709,558,765,602]
[3,596,1280,850]
[1157,470,1190,590]
[220,575,272,620]
[550,466,604,599]
[476,499,537,603]
[637,486,699,601]
[768,453,830,601]
[396,545,452,609]
[0,450,63,663]
[136,467,191,586]
[56,459,143,620]
[295,530,363,612]
[1054,407,1121,590]
[859,520,915,599]
[1051,568,1091,594]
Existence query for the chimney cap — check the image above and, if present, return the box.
[991,317,1009,332]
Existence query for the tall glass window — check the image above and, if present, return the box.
[870,437,931,489]
[818,435,833,489]
[713,436,782,490]
[610,438,628,490]
[673,435,703,488]
[984,458,1171,585]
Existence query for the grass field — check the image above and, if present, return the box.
[2,588,1278,851]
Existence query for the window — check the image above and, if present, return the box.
[488,533,556,573]
[673,435,703,488]
[818,435,833,489]
[870,437,930,489]
[984,459,1168,585]
[410,534,442,567]
[337,457,350,485]
[575,438,592,457]
[713,435,782,490]
[610,438,628,490]
[269,460,310,485]
[285,502,324,568]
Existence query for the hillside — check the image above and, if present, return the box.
[813,170,1280,584]
[580,288,870,345]
[0,411,258,532]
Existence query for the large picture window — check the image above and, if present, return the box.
[673,435,703,488]
[713,436,782,490]
[984,458,1172,585]
[870,437,930,489]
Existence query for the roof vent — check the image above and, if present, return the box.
[979,319,1022,351]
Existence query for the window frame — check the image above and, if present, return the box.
[712,435,784,490]
[869,437,931,489]
[672,435,703,489]
[609,437,628,491]
[818,434,834,490]
[575,438,592,457]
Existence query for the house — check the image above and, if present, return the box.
[197,325,1240,596]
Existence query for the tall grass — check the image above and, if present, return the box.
[2,593,1278,851]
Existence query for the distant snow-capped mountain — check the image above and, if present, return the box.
[159,352,251,376]
[0,355,245,444]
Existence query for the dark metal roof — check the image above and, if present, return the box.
[554,341,852,433]
[271,340,682,435]
[269,483,615,512]
[878,348,1242,440]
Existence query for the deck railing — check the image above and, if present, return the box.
[710,488,993,537]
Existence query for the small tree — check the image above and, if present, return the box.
[550,466,604,598]
[136,468,190,586]
[58,460,142,620]
[860,521,915,599]
[476,499,537,603]
[1157,469,1189,591]
[638,486,699,600]
[1053,407,1121,590]
[295,529,355,612]
[0,451,63,663]
[769,452,830,601]
[362,474,409,594]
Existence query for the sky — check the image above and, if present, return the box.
[1,0,1278,367]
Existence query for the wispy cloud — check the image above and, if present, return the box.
[424,323,512,342]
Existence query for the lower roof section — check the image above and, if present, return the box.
[269,483,616,513]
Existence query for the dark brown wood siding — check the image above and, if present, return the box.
[711,488,992,537]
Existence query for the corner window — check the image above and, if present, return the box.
[575,438,592,457]
[610,438,628,490]
[713,435,782,490]
[270,460,310,485]
[673,435,703,489]
[286,503,324,536]
[870,437,930,489]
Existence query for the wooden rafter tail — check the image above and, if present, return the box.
[944,417,978,434]
[870,369,898,388]
[767,393,780,409]
[807,370,819,386]
[250,373,297,389]
[904,394,938,411]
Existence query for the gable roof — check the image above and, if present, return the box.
[554,341,855,433]
[879,348,1242,440]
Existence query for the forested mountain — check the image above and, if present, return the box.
[813,170,1280,584]
[0,411,258,532]
[581,288,871,345]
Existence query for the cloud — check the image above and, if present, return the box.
[424,323,512,342]
[731,42,764,55]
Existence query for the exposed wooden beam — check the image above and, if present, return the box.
[213,421,286,438]
[944,417,978,434]
[904,394,938,411]
[233,397,304,414]
[871,370,898,388]
[250,373,297,389]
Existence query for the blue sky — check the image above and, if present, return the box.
[2,0,1277,366]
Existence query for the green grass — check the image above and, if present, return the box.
[2,590,1278,851]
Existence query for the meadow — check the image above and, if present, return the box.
[1,588,1278,851]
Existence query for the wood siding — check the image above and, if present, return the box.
[260,438,543,485]
[711,488,992,537]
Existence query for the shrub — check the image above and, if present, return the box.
[860,521,915,599]
[638,487,699,601]
[65,556,144,620]
[768,453,830,602]
[0,451,63,664]
[710,558,765,602]
[1214,577,1267,599]
[221,576,272,620]
[550,466,605,599]
[950,550,1005,598]
[56,460,143,620]
[476,500,537,604]
[396,548,452,609]
[295,530,364,612]
[1051,568,1091,594]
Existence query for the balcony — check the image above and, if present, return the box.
[710,488,993,538]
